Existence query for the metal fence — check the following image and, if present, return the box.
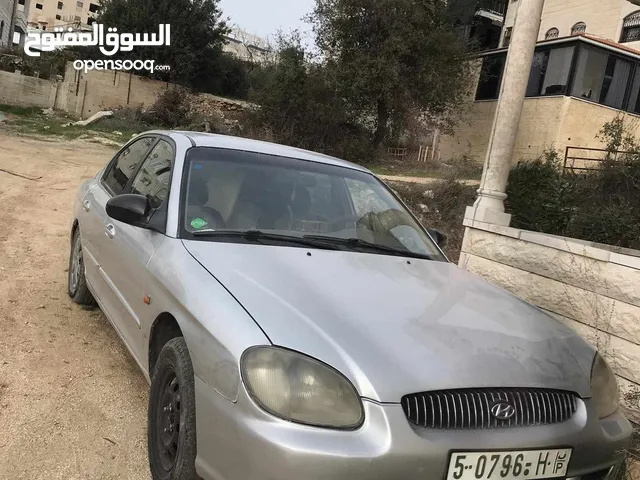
[563,146,638,174]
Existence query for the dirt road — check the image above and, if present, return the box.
[0,132,150,479]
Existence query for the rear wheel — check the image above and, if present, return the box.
[148,337,197,480]
[67,228,96,306]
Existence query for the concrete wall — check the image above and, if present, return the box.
[440,96,640,164]
[503,0,640,47]
[55,62,169,118]
[459,221,640,423]
[0,69,58,108]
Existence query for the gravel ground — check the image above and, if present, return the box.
[0,132,150,479]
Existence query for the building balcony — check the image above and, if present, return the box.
[476,0,506,24]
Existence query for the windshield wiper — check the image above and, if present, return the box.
[191,229,342,251]
[302,235,434,260]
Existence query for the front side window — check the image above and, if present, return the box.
[103,136,155,196]
[130,140,174,209]
[181,148,444,260]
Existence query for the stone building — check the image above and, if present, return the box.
[0,0,31,47]
[222,27,273,64]
[440,0,640,164]
[26,0,100,31]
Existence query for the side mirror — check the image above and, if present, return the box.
[427,228,448,249]
[106,194,151,227]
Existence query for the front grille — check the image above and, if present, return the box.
[402,388,579,430]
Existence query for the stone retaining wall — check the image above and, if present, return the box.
[459,220,640,423]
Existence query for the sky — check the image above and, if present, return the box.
[219,0,315,41]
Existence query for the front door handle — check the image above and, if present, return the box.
[83,200,91,212]
[105,223,116,239]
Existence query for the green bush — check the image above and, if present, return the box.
[244,35,378,165]
[506,125,640,251]
[144,88,193,129]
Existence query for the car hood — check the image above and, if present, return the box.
[183,241,595,401]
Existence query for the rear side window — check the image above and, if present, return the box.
[130,140,174,209]
[103,136,155,195]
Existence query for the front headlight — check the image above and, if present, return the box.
[591,353,619,419]
[241,347,364,429]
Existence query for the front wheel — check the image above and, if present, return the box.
[148,337,197,480]
[68,228,96,306]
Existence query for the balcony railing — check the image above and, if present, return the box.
[477,0,507,17]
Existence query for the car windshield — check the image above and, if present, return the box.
[181,147,445,260]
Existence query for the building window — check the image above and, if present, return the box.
[56,14,61,20]
[571,22,586,36]
[476,54,507,100]
[503,27,513,47]
[621,11,640,43]
[57,1,63,8]
[0,21,4,42]
[89,3,100,13]
[545,28,559,40]
[87,17,95,25]
[526,46,575,96]
[36,3,43,9]
[571,46,632,109]
[74,15,81,22]
[626,67,640,114]
[77,1,83,7]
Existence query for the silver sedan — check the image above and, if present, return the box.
[68,131,632,480]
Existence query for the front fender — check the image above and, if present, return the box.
[143,238,269,402]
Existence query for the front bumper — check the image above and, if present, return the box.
[194,377,632,480]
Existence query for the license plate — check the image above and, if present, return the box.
[447,448,572,480]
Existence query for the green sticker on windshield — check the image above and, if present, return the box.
[191,218,208,230]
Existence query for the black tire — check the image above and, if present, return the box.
[68,228,96,306]
[148,337,197,480]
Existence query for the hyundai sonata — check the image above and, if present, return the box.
[68,131,632,480]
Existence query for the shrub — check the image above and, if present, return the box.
[144,88,193,129]
[505,149,577,235]
[94,106,152,134]
[506,139,640,250]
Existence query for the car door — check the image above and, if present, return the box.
[100,138,175,363]
[81,135,157,343]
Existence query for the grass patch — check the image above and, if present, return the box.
[0,104,41,116]
[371,156,482,181]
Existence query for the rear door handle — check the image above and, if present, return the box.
[105,224,116,239]
[83,200,91,212]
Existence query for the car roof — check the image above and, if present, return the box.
[149,130,372,174]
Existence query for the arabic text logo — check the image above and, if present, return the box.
[24,24,170,57]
